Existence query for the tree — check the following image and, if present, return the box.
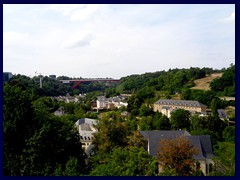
[180,88,192,100]
[127,131,148,148]
[210,64,235,96]
[92,112,130,154]
[212,142,235,176]
[170,109,191,130]
[158,115,171,130]
[190,114,207,131]
[127,94,142,113]
[3,84,37,175]
[152,114,171,130]
[89,147,157,176]
[222,126,235,142]
[20,117,86,176]
[210,97,221,116]
[139,104,152,116]
[205,115,227,141]
[64,157,84,176]
[138,116,153,131]
[157,136,199,176]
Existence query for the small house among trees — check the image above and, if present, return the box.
[75,118,98,151]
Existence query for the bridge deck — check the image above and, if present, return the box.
[59,79,120,89]
[59,79,120,83]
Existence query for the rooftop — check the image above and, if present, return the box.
[139,130,213,160]
[155,99,206,107]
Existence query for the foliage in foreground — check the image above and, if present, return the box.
[90,146,157,176]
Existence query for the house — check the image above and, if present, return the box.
[217,109,228,120]
[75,118,98,151]
[161,106,174,118]
[139,130,214,176]
[3,72,13,82]
[121,111,131,117]
[154,99,207,118]
[54,107,65,116]
[96,95,128,110]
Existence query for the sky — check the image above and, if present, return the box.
[3,4,235,79]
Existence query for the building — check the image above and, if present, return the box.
[217,109,228,120]
[49,75,56,79]
[154,99,207,118]
[3,72,13,82]
[75,118,98,151]
[139,130,214,176]
[96,95,128,110]
[54,107,65,116]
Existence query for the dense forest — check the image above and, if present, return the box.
[3,64,235,176]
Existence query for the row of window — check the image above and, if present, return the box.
[80,136,94,140]
[158,105,199,110]
[82,142,90,146]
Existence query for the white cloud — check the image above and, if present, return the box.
[48,4,106,21]
[48,4,85,16]
[62,32,95,49]
[3,31,30,47]
[220,12,235,23]
[70,4,101,21]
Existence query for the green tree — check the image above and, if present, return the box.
[205,115,227,141]
[210,64,235,96]
[170,109,191,130]
[127,131,148,148]
[139,104,152,116]
[222,126,235,142]
[3,84,37,175]
[20,117,86,176]
[152,114,171,130]
[64,157,84,176]
[210,97,221,116]
[212,142,235,176]
[138,116,153,131]
[90,147,157,176]
[92,112,130,154]
[190,114,210,132]
[180,88,192,100]
[127,94,142,113]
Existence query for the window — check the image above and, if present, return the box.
[209,163,213,173]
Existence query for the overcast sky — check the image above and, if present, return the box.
[3,4,235,79]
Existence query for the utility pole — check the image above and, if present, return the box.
[35,71,43,88]
[40,77,43,88]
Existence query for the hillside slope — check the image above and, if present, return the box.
[191,73,223,91]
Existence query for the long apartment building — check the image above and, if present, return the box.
[153,99,207,118]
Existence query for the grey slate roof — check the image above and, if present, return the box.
[75,118,98,141]
[139,130,213,160]
[217,109,228,119]
[75,118,98,126]
[154,99,206,107]
[187,136,213,159]
[81,123,92,131]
